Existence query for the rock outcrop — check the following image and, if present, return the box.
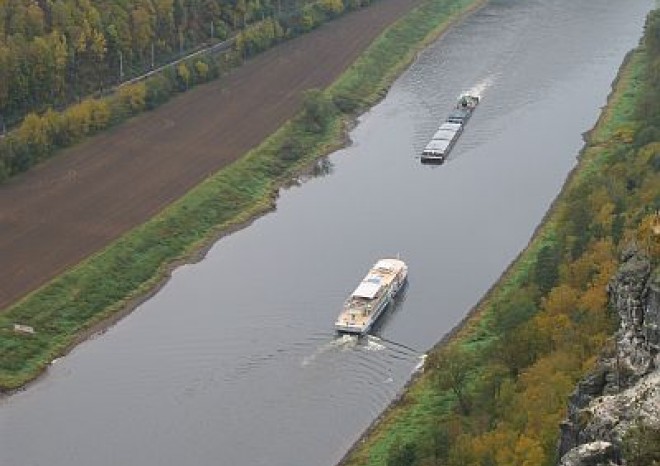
[558,244,660,466]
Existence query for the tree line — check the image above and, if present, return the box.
[0,0,368,129]
[0,0,373,181]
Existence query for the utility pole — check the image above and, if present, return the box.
[151,43,155,69]
[119,50,124,82]
[211,21,214,39]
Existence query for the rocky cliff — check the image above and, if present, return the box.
[558,244,660,466]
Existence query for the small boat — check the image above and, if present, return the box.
[421,94,479,164]
[335,258,408,335]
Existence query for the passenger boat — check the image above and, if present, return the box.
[421,94,479,163]
[335,258,408,335]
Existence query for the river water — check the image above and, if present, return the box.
[0,1,654,465]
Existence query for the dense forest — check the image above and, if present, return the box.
[343,8,660,466]
[0,0,363,179]
[0,0,241,122]
[0,0,358,124]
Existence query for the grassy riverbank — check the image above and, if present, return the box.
[339,16,660,466]
[0,0,484,391]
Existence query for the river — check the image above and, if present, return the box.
[0,0,654,465]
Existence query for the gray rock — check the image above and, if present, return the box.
[558,246,660,466]
[559,441,616,466]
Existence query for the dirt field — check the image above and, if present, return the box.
[0,0,423,310]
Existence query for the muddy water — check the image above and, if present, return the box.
[0,1,654,465]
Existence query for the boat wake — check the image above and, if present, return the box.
[463,75,495,99]
[363,335,387,352]
[300,334,415,368]
[300,334,359,366]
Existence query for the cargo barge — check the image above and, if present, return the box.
[421,94,479,163]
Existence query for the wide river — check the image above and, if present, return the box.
[0,0,654,465]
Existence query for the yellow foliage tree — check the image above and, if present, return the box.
[541,284,579,316]
[194,60,209,81]
[117,83,147,113]
[177,63,191,89]
[319,0,344,16]
[511,434,545,466]
[636,212,660,260]
[18,112,55,157]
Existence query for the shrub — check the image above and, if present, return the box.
[302,89,336,132]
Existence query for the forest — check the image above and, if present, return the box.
[0,0,360,179]
[342,9,660,466]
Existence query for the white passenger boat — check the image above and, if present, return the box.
[335,258,408,335]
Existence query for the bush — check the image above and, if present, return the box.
[387,441,418,466]
[145,75,174,109]
[279,137,305,161]
[302,89,337,132]
[623,422,660,466]
[332,92,362,114]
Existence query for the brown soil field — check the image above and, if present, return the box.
[0,0,423,311]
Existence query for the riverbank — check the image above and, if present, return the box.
[338,21,659,465]
[0,0,486,391]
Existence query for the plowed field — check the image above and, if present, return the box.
[0,0,422,310]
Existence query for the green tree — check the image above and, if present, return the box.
[387,440,418,466]
[430,345,476,415]
[302,89,335,133]
[533,242,561,294]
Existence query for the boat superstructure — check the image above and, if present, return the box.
[335,258,408,335]
[421,94,479,163]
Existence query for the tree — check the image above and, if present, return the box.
[176,62,191,90]
[387,440,418,466]
[495,321,545,377]
[533,242,561,294]
[426,421,451,464]
[319,0,344,17]
[302,89,335,133]
[430,345,477,415]
[194,60,209,81]
[117,83,147,113]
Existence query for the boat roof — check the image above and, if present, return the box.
[374,258,405,270]
[350,259,405,299]
[352,275,382,299]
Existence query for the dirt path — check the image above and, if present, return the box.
[0,0,422,310]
